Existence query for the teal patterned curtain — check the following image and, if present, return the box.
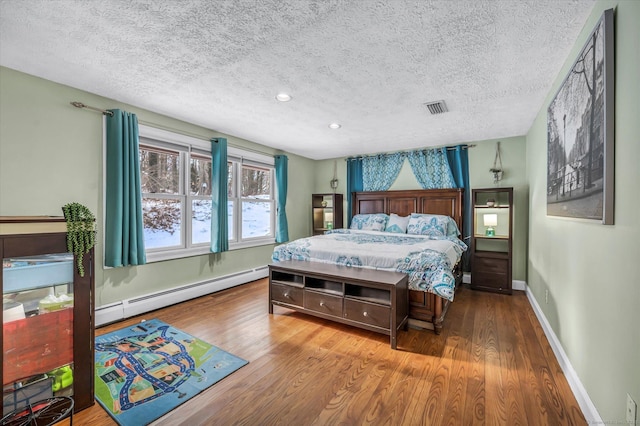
[274,155,289,243]
[362,152,404,191]
[210,138,228,253]
[407,148,456,189]
[104,109,146,267]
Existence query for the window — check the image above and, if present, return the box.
[136,125,275,262]
[140,144,185,250]
[227,160,274,244]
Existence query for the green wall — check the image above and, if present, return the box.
[315,136,529,281]
[0,67,316,307]
[464,137,528,282]
[526,0,639,422]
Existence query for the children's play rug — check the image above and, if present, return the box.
[94,319,248,425]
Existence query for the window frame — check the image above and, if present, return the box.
[107,124,275,264]
[138,141,188,253]
[227,157,276,249]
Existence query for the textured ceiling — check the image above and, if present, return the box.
[0,0,595,160]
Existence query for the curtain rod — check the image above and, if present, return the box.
[345,144,476,161]
[70,101,114,116]
[136,120,276,158]
[70,100,275,158]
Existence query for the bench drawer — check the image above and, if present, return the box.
[344,299,390,329]
[271,283,304,307]
[304,291,342,315]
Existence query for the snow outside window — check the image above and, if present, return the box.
[227,161,274,243]
[133,125,275,263]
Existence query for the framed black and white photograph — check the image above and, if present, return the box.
[547,8,614,224]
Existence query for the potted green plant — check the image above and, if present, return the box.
[61,202,96,277]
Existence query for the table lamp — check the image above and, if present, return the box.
[483,214,497,237]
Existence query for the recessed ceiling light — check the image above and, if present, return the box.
[275,93,291,102]
[328,123,341,129]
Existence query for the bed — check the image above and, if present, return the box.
[351,188,465,332]
[272,188,466,334]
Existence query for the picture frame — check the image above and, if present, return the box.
[546,8,614,224]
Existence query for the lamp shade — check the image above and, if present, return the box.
[324,212,333,222]
[483,214,498,227]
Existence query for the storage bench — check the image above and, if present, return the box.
[269,261,408,349]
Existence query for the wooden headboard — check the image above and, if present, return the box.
[353,189,464,234]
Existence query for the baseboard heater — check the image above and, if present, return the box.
[94,265,269,327]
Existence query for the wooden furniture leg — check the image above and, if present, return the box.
[433,297,443,335]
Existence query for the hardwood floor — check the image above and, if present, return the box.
[72,278,586,425]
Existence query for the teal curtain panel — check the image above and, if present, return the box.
[346,157,363,227]
[210,138,229,253]
[105,109,146,267]
[274,155,289,243]
[446,144,471,270]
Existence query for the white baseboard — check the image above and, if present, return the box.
[464,273,526,291]
[512,279,526,291]
[94,302,125,326]
[95,266,269,327]
[525,286,602,423]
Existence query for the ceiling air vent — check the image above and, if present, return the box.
[424,100,448,115]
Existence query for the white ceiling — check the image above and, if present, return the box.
[0,0,595,160]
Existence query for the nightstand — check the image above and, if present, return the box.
[470,188,513,294]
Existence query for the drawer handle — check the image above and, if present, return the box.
[363,311,368,317]
[319,301,325,307]
[283,292,290,298]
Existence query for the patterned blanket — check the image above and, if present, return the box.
[271,229,467,301]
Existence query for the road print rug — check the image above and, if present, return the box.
[94,319,248,425]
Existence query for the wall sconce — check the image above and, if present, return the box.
[483,214,497,237]
[324,211,334,229]
[490,141,504,185]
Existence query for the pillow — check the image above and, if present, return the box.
[385,213,410,233]
[409,213,460,237]
[350,214,388,231]
[406,213,451,237]
[446,219,461,237]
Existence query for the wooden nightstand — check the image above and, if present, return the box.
[312,193,343,235]
[470,188,513,294]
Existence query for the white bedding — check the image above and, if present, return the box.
[271,229,467,301]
